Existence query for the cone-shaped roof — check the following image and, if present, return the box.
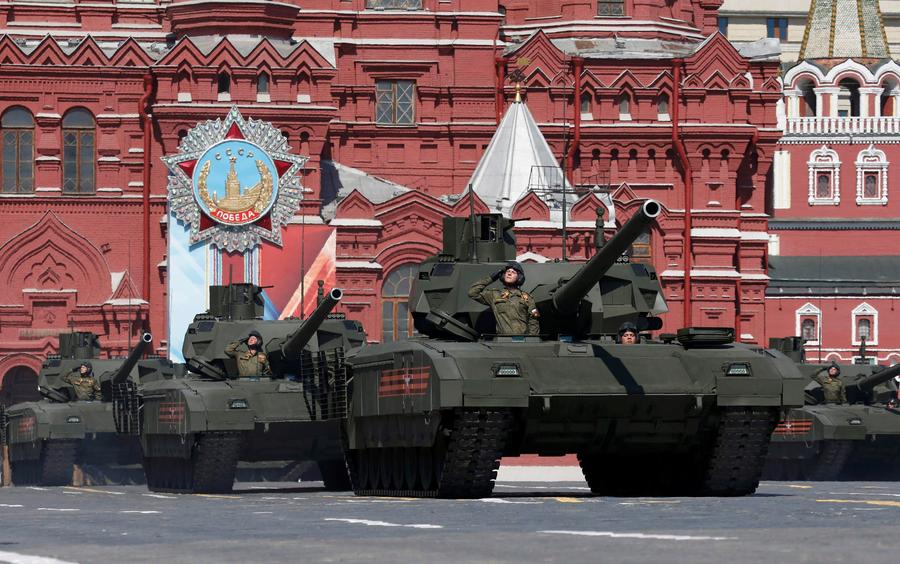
[799,0,890,60]
[464,93,572,217]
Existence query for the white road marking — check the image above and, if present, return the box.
[142,494,176,499]
[252,511,274,514]
[62,491,83,495]
[65,488,125,496]
[119,511,161,514]
[494,484,591,491]
[540,530,736,541]
[324,518,442,529]
[338,499,413,504]
[36,508,79,512]
[829,492,900,497]
[0,550,79,564]
[0,504,24,508]
[479,499,543,505]
[25,487,47,491]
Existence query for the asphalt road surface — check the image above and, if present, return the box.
[1,480,899,563]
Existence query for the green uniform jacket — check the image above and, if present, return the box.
[468,276,540,336]
[813,369,848,404]
[225,341,272,379]
[62,370,101,401]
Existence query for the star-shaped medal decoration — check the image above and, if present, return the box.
[163,106,308,252]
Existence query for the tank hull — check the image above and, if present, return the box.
[343,338,805,497]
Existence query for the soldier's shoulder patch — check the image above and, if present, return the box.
[521,292,530,300]
[500,290,510,299]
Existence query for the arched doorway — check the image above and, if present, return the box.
[0,366,40,406]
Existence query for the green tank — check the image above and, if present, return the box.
[339,200,807,498]
[0,332,174,486]
[764,338,900,480]
[119,283,366,494]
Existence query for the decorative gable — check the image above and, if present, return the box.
[511,191,550,221]
[333,189,375,219]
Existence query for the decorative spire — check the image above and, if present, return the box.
[514,82,522,103]
[799,0,890,60]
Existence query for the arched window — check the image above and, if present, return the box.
[807,145,840,205]
[381,264,418,342]
[580,92,593,118]
[618,93,631,120]
[837,78,860,117]
[0,365,40,406]
[2,107,34,193]
[798,79,817,117]
[177,70,192,102]
[855,144,888,205]
[801,319,816,341]
[257,72,270,102]
[858,318,871,340]
[852,302,878,345]
[217,71,231,101]
[657,93,670,121]
[62,108,95,194]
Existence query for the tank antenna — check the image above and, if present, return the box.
[468,183,478,263]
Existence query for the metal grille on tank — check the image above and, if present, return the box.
[298,347,347,420]
[112,381,142,435]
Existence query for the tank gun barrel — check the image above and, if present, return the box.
[552,200,661,313]
[110,333,153,385]
[850,362,900,394]
[274,289,343,361]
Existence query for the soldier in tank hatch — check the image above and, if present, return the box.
[812,362,847,404]
[618,322,638,345]
[63,361,101,401]
[225,330,272,379]
[468,261,540,336]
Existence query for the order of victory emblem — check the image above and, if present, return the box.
[163,106,308,252]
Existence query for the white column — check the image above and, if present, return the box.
[859,87,883,118]
[784,89,800,118]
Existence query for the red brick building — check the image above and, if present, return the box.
[767,0,900,364]
[0,0,782,397]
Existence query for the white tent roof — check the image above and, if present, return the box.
[464,95,573,217]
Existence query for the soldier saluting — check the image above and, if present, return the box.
[225,330,272,379]
[63,361,101,401]
[468,261,540,336]
[813,362,847,404]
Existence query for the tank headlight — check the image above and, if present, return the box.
[849,418,863,425]
[725,363,751,377]
[495,364,521,377]
[66,416,81,424]
[229,399,249,409]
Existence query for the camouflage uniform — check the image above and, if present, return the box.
[224,341,272,379]
[468,276,540,336]
[813,368,847,404]
[63,370,101,401]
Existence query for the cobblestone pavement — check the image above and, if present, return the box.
[1,480,899,563]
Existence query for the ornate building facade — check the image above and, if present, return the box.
[0,0,781,397]
[769,0,900,364]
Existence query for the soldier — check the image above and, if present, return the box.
[63,361,101,401]
[468,261,540,336]
[225,330,272,379]
[812,362,847,404]
[618,322,638,345]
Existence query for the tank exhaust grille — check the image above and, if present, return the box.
[112,381,142,436]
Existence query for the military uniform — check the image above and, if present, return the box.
[813,368,847,404]
[63,370,101,401]
[468,276,540,336]
[225,341,272,379]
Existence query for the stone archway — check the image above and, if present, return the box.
[0,365,40,406]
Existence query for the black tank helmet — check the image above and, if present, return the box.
[617,322,638,336]
[80,361,93,372]
[504,261,526,287]
[828,361,841,376]
[247,330,264,348]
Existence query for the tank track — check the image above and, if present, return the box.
[144,432,242,494]
[350,408,512,498]
[12,440,81,486]
[579,408,776,496]
[701,407,778,496]
[317,459,352,491]
[805,440,855,481]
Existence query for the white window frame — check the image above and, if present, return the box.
[851,302,878,346]
[796,302,822,346]
[808,145,840,206]
[855,144,888,205]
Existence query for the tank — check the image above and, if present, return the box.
[0,332,177,486]
[339,200,807,498]
[764,338,900,480]
[123,283,366,494]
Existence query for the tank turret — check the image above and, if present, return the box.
[183,284,346,380]
[848,363,900,399]
[411,199,664,341]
